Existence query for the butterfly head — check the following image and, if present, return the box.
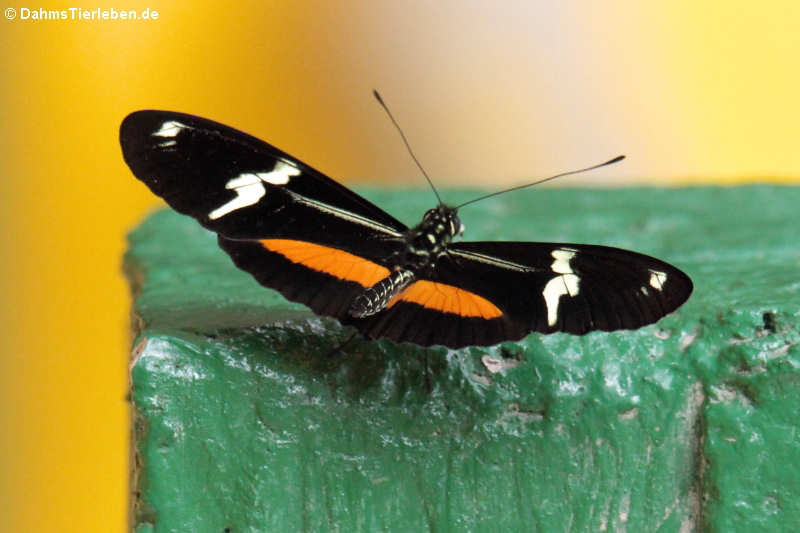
[422,205,463,239]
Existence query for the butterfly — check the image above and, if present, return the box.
[120,99,692,349]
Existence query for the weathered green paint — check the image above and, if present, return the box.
[126,186,800,532]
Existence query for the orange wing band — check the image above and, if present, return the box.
[260,239,390,288]
[391,280,503,319]
[261,239,502,319]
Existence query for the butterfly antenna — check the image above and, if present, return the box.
[373,90,443,205]
[456,155,625,209]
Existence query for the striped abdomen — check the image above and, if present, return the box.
[349,269,416,318]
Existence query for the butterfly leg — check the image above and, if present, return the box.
[324,330,360,359]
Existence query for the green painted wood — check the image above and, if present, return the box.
[125,186,800,532]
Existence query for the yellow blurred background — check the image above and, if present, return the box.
[2,1,799,530]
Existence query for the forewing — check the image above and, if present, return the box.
[351,241,692,348]
[444,241,693,335]
[120,110,407,259]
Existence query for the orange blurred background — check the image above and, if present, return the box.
[2,1,799,530]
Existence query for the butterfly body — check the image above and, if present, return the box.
[121,110,692,348]
[403,205,462,269]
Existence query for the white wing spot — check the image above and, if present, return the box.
[551,248,577,274]
[649,270,667,291]
[208,160,301,220]
[153,120,187,138]
[258,160,301,185]
[543,274,580,327]
[543,248,580,326]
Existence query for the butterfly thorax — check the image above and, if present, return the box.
[402,205,462,271]
[348,205,462,318]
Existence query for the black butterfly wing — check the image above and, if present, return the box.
[216,235,402,323]
[120,110,407,258]
[121,110,693,349]
[121,110,417,328]
[351,241,693,348]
